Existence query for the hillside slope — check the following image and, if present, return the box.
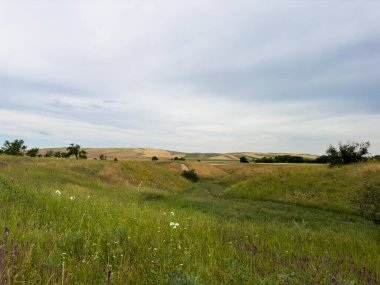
[0,157,378,284]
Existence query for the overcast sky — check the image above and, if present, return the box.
[1,1,379,154]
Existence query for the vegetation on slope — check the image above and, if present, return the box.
[0,157,379,284]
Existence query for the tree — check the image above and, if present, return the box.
[152,156,158,161]
[240,156,249,163]
[326,141,370,166]
[1,139,27,156]
[100,154,107,160]
[26,148,39,157]
[67,143,81,159]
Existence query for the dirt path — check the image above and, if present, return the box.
[180,163,189,171]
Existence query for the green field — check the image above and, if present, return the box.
[0,157,379,284]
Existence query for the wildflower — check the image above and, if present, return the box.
[70,196,75,200]
[170,222,179,229]
[170,211,175,216]
[55,190,61,195]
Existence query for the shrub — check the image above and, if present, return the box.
[53,151,69,158]
[355,183,380,224]
[78,150,87,159]
[326,141,370,166]
[114,157,118,161]
[240,156,249,163]
[45,150,54,157]
[26,148,39,157]
[152,156,158,161]
[181,169,199,182]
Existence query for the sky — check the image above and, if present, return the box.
[0,1,379,155]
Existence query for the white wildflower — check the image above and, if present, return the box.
[55,190,61,195]
[170,222,179,229]
[170,211,175,216]
[70,196,75,200]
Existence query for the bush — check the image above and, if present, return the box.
[326,141,370,166]
[355,183,380,224]
[45,150,54,157]
[114,157,118,161]
[152,156,158,161]
[181,169,199,182]
[26,148,39,157]
[240,156,249,163]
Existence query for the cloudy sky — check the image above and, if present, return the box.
[1,1,379,154]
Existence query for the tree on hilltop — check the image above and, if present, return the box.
[67,143,83,159]
[1,139,27,156]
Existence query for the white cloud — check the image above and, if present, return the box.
[0,1,379,154]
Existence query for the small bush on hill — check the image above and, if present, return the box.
[53,151,69,158]
[26,148,39,157]
[355,183,380,224]
[45,150,54,157]
[152,156,158,161]
[78,150,87,159]
[182,169,199,182]
[240,156,249,163]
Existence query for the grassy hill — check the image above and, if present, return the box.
[41,148,319,162]
[0,156,379,284]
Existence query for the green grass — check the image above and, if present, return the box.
[0,156,379,284]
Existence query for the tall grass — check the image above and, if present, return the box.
[0,157,379,284]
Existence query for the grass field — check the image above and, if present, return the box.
[0,157,379,284]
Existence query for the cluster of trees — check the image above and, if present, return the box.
[172,156,186,161]
[252,155,328,164]
[0,139,87,159]
[326,141,370,166]
[242,141,375,166]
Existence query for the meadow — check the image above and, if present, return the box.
[0,156,379,284]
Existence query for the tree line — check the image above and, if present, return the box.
[0,139,87,159]
[241,141,379,166]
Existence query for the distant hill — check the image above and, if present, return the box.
[41,147,319,161]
